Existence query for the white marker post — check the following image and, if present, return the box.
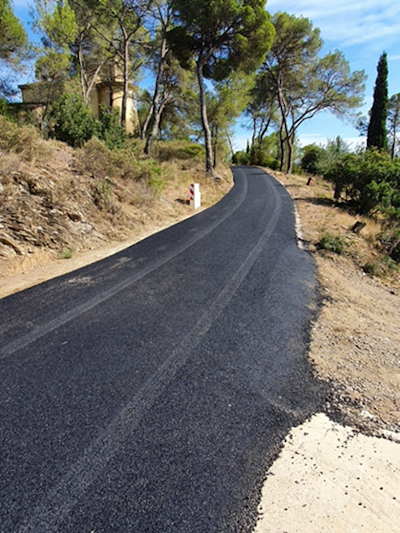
[189,183,201,209]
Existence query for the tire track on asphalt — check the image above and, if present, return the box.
[1,173,249,360]
[17,173,282,533]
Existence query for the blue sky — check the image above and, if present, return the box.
[235,0,400,151]
[10,0,400,152]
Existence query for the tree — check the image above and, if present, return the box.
[141,0,171,141]
[367,52,388,151]
[387,93,400,159]
[0,0,28,97]
[93,0,152,130]
[260,12,365,173]
[208,72,253,166]
[142,0,174,153]
[245,70,279,151]
[67,0,115,105]
[167,0,275,176]
[33,0,77,127]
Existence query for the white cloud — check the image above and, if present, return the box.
[266,1,400,49]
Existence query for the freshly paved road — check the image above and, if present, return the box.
[0,166,325,532]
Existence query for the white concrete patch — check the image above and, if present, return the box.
[254,413,400,533]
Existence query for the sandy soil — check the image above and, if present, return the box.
[1,167,399,530]
[255,413,400,533]
[254,171,400,532]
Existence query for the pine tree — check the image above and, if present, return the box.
[367,52,388,151]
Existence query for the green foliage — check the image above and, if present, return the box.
[41,0,77,50]
[323,149,400,214]
[50,93,98,147]
[367,52,388,151]
[168,0,275,173]
[0,0,28,63]
[232,150,249,165]
[77,137,168,189]
[0,0,29,97]
[97,105,127,150]
[318,232,350,255]
[58,247,74,259]
[300,145,325,174]
[367,52,388,150]
[378,207,400,262]
[0,97,10,117]
[168,0,275,79]
[301,137,350,176]
[364,256,399,277]
[151,141,205,162]
[259,12,365,173]
[388,93,400,159]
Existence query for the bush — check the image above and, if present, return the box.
[50,93,99,147]
[301,144,324,175]
[97,105,127,150]
[232,150,249,165]
[77,138,166,191]
[152,140,205,162]
[323,149,400,214]
[318,232,350,255]
[378,207,400,262]
[0,115,42,160]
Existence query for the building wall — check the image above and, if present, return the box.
[19,81,139,135]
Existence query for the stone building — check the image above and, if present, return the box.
[19,65,138,134]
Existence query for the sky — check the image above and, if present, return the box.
[234,0,400,151]
[9,0,400,152]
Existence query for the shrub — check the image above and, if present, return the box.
[301,144,324,175]
[323,149,400,214]
[50,93,99,147]
[232,150,249,165]
[0,116,43,161]
[77,138,132,180]
[97,105,127,150]
[318,232,350,255]
[152,140,205,162]
[378,207,400,262]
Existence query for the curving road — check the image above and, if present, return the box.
[0,166,325,532]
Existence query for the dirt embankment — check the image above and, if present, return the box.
[0,137,232,297]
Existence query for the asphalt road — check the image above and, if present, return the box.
[0,166,325,532]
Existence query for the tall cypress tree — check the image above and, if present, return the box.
[367,52,388,150]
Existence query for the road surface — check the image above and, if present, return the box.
[0,166,325,532]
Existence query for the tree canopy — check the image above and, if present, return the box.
[367,52,389,152]
[0,0,28,97]
[255,12,366,173]
[167,0,275,175]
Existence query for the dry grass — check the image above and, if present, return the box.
[0,124,232,287]
[272,169,400,286]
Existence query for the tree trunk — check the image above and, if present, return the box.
[279,122,285,171]
[212,125,219,168]
[286,133,294,174]
[142,38,168,141]
[196,60,214,176]
[121,35,129,131]
[226,130,235,160]
[144,98,168,154]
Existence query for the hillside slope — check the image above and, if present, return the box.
[0,122,231,293]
